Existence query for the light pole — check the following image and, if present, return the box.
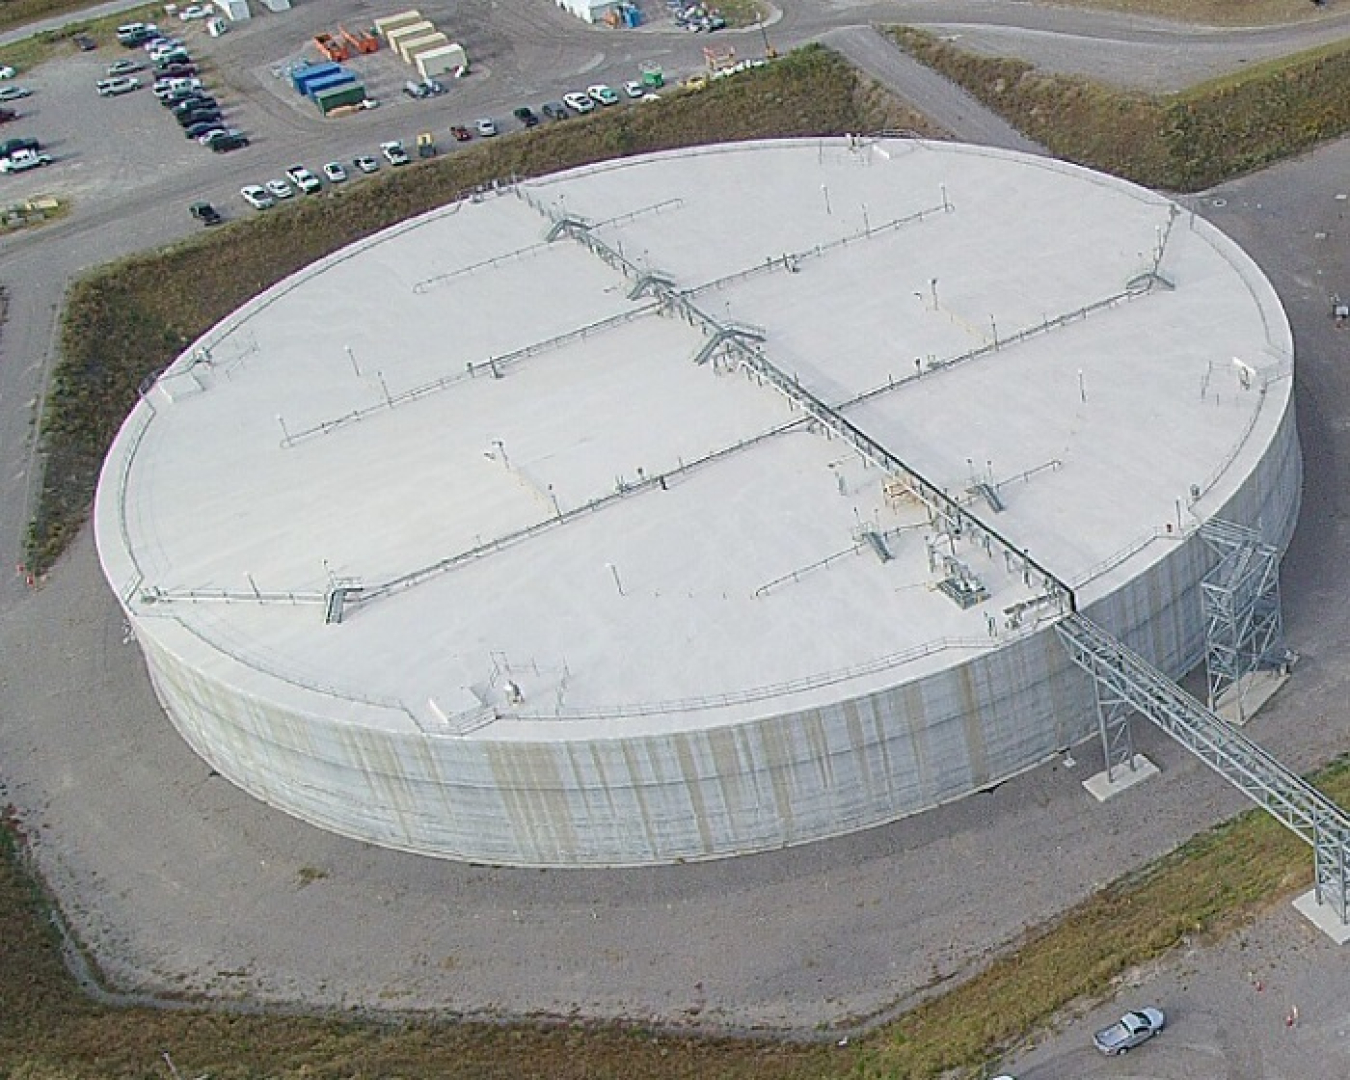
[756,11,773,58]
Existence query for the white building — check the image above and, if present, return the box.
[556,0,622,24]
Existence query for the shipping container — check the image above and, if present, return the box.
[314,82,367,115]
[415,42,468,81]
[291,61,341,95]
[385,21,435,59]
[398,31,447,65]
[304,70,358,99]
[373,10,425,39]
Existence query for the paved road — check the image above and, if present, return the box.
[820,24,1045,152]
[5,0,1350,1066]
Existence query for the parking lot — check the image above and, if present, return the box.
[0,0,721,222]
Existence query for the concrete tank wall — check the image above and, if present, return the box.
[130,394,1301,866]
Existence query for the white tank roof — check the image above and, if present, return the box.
[95,138,1293,742]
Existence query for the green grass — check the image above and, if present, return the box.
[0,3,159,75]
[888,26,1350,191]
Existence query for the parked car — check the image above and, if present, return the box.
[353,154,378,173]
[0,87,33,102]
[73,34,97,51]
[184,120,222,140]
[541,100,568,121]
[0,148,51,173]
[587,83,620,106]
[513,105,539,127]
[163,90,211,109]
[189,200,222,225]
[284,164,321,193]
[172,94,216,112]
[240,184,273,210]
[0,136,39,159]
[0,108,16,125]
[177,108,222,128]
[562,91,595,114]
[265,178,294,200]
[106,59,142,76]
[450,124,471,141]
[117,23,158,47]
[322,161,347,183]
[155,63,196,79]
[1093,1008,1165,1055]
[208,132,249,153]
[96,75,141,97]
[0,66,15,80]
[179,5,211,20]
[475,117,498,137]
[623,79,645,99]
[116,21,157,43]
[380,140,409,166]
[195,126,228,144]
[402,80,430,100]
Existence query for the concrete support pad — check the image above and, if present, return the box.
[1215,669,1291,725]
[1292,890,1350,944]
[1082,754,1160,802]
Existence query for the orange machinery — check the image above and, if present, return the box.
[341,25,380,54]
[314,32,351,62]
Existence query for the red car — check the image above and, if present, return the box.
[450,124,472,142]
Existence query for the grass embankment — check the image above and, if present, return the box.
[1059,0,1333,25]
[0,4,159,73]
[3,760,1343,1078]
[24,45,931,574]
[891,26,1350,191]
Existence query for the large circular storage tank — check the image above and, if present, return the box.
[94,139,1300,866]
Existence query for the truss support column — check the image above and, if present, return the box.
[1092,672,1136,784]
[1314,824,1350,924]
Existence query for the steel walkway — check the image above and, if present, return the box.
[1058,612,1350,923]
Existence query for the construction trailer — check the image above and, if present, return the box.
[314,32,350,62]
[291,61,342,95]
[341,25,379,53]
[214,0,249,20]
[414,41,467,81]
[385,20,435,58]
[314,82,367,115]
[398,30,447,64]
[259,0,289,10]
[304,70,358,99]
[372,10,424,38]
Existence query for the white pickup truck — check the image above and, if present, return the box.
[0,148,52,173]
